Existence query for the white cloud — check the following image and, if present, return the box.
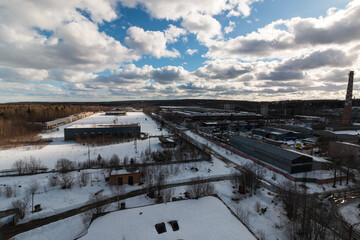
[0,0,139,85]
[224,21,236,34]
[181,12,222,44]
[125,26,180,59]
[186,49,198,55]
[207,1,360,60]
[119,0,258,21]
[165,25,187,43]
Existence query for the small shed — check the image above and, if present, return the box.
[109,168,141,186]
[159,136,177,148]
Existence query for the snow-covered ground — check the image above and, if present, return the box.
[80,196,256,240]
[339,200,360,225]
[0,112,167,170]
[13,194,157,240]
[185,130,356,194]
[330,130,360,135]
[214,180,288,240]
[0,156,232,223]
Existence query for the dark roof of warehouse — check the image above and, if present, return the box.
[230,135,310,162]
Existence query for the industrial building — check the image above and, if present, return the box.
[43,112,93,129]
[252,127,306,141]
[105,111,126,116]
[230,135,313,174]
[64,123,140,141]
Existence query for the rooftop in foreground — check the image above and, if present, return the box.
[80,196,256,240]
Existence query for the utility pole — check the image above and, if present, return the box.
[32,193,34,213]
[88,145,90,168]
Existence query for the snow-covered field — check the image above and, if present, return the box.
[0,112,167,170]
[80,196,256,240]
[0,156,232,223]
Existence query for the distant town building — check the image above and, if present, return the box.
[260,104,268,116]
[252,127,305,141]
[109,168,141,186]
[64,123,140,141]
[105,111,126,116]
[230,135,313,174]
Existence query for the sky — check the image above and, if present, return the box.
[0,0,359,103]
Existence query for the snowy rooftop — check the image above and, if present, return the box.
[65,123,140,129]
[80,197,256,240]
[111,168,139,175]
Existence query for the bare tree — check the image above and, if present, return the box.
[59,173,74,189]
[26,181,39,195]
[12,159,26,175]
[109,154,120,168]
[88,192,108,216]
[26,157,44,174]
[26,181,39,212]
[78,171,89,187]
[56,158,75,173]
[186,181,215,199]
[11,196,30,219]
[110,185,125,209]
[5,185,13,198]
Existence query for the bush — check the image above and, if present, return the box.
[5,185,13,198]
[11,197,29,219]
[48,175,58,187]
[59,173,74,189]
[56,158,75,173]
[78,171,89,187]
[186,181,215,199]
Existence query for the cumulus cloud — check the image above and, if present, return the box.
[276,49,356,71]
[119,0,259,21]
[0,0,138,85]
[181,12,222,43]
[207,1,360,60]
[195,60,251,80]
[165,25,187,43]
[125,26,180,58]
[119,0,258,45]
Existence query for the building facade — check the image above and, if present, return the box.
[230,135,312,174]
[64,123,140,141]
[109,168,141,186]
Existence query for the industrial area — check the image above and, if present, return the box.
[0,72,359,240]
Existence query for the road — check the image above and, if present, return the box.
[0,175,231,240]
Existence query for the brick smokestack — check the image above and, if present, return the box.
[342,71,354,124]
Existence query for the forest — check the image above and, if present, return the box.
[0,103,111,146]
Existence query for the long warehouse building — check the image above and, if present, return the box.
[230,135,312,174]
[64,124,140,141]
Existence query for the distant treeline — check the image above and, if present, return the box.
[0,103,111,143]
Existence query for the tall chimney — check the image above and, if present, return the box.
[342,71,354,124]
